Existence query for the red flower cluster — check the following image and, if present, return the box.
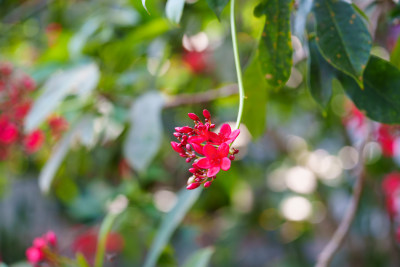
[171,109,240,190]
[343,102,400,159]
[0,62,43,159]
[26,231,58,266]
[0,62,69,160]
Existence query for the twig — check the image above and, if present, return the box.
[315,138,370,267]
[163,84,238,108]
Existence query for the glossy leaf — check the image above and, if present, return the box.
[25,63,99,132]
[166,0,185,24]
[339,56,400,124]
[313,0,372,87]
[206,0,229,19]
[243,55,268,139]
[254,0,293,88]
[182,247,215,267]
[123,92,165,172]
[307,38,336,109]
[143,188,202,267]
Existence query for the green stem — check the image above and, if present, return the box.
[230,0,245,130]
[94,213,118,267]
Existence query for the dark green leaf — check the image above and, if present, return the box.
[206,0,229,19]
[307,38,336,109]
[351,3,369,22]
[313,0,372,88]
[339,56,400,124]
[166,0,185,24]
[123,92,165,172]
[255,0,293,88]
[243,55,268,139]
[182,247,215,267]
[143,188,202,267]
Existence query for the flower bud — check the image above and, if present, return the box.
[188,113,200,121]
[45,231,57,247]
[204,181,212,188]
[175,126,193,134]
[189,168,197,173]
[187,176,195,185]
[186,182,201,190]
[229,155,235,160]
[171,142,185,153]
[203,109,211,119]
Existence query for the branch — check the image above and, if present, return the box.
[163,84,238,108]
[315,139,369,267]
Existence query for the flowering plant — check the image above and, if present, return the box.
[171,109,240,190]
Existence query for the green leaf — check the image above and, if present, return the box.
[25,63,99,132]
[142,0,150,14]
[206,0,229,19]
[76,253,91,267]
[351,3,369,22]
[242,55,268,139]
[69,17,101,59]
[307,37,336,109]
[166,0,185,24]
[390,35,400,68]
[123,92,165,172]
[254,0,293,88]
[339,56,400,124]
[313,0,372,88]
[182,247,215,267]
[143,188,202,267]
[0,263,8,267]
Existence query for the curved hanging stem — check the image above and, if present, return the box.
[230,0,245,130]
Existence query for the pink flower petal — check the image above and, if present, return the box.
[220,157,231,171]
[191,143,204,155]
[217,143,229,158]
[208,132,220,144]
[203,144,218,159]
[188,136,206,144]
[219,124,231,137]
[228,129,240,142]
[207,166,220,177]
[196,158,212,169]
